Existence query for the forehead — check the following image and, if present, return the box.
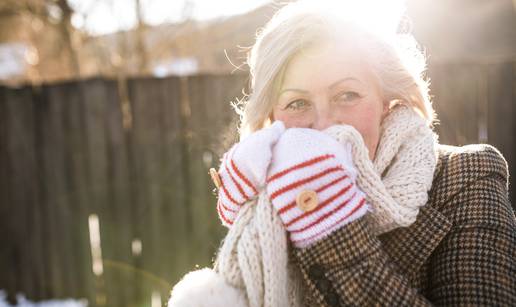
[281,40,376,89]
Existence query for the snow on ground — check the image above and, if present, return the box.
[0,291,87,307]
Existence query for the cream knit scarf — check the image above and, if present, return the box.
[326,104,439,234]
[169,104,438,307]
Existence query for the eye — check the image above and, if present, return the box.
[284,99,310,111]
[335,91,361,104]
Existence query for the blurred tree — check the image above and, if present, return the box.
[135,0,148,73]
[0,0,83,81]
[55,0,81,76]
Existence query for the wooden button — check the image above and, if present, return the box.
[296,190,318,212]
[209,168,222,189]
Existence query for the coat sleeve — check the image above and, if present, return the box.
[425,171,516,304]
[292,151,516,306]
[292,217,434,306]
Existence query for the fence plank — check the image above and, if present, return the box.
[32,86,54,300]
[487,62,515,206]
[7,86,47,299]
[185,75,220,269]
[127,76,168,306]
[0,86,15,304]
[5,87,28,297]
[44,83,81,298]
[102,78,136,307]
[27,86,48,301]
[81,78,121,307]
[119,77,145,306]
[149,76,190,300]
[57,81,96,302]
[163,76,198,291]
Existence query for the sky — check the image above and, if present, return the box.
[69,0,272,36]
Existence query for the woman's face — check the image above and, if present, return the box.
[271,41,388,160]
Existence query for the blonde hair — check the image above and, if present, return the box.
[233,1,435,139]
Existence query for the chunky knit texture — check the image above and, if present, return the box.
[324,104,438,234]
[168,104,438,306]
[213,192,305,307]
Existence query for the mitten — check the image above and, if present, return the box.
[213,121,286,226]
[266,128,370,248]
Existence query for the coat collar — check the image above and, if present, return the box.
[378,148,452,283]
[379,205,451,282]
[374,143,508,283]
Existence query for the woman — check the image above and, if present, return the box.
[170,1,515,306]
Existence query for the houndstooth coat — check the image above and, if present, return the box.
[292,144,516,306]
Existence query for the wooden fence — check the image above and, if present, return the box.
[0,61,514,306]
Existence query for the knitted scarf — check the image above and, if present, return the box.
[168,104,438,307]
[325,104,438,234]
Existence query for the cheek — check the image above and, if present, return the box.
[337,103,384,154]
[272,108,313,128]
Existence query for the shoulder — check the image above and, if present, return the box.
[433,143,509,191]
[429,143,513,225]
[438,143,507,175]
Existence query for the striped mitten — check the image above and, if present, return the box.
[266,128,370,248]
[214,121,286,226]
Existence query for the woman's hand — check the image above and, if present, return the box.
[214,121,286,226]
[266,128,370,248]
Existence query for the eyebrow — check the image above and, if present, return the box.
[279,77,362,96]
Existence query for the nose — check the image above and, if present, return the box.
[311,104,338,130]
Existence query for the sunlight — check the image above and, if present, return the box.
[88,214,104,276]
[69,0,271,35]
[151,291,162,307]
[309,0,407,37]
[67,0,408,36]
[132,238,143,256]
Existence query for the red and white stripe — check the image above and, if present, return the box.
[290,195,368,248]
[217,198,236,226]
[267,154,369,248]
[216,144,260,226]
[214,120,286,227]
[290,198,369,248]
